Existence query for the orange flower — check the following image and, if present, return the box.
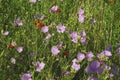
[34,20,39,25]
[56,8,61,13]
[63,51,67,56]
[37,22,44,28]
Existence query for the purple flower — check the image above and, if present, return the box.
[71,62,80,71]
[91,18,96,24]
[86,51,94,61]
[72,38,78,43]
[77,53,85,61]
[50,6,58,12]
[78,15,85,23]
[10,57,16,64]
[85,60,103,74]
[56,24,66,33]
[62,70,70,75]
[80,30,86,37]
[105,65,111,70]
[78,8,84,15]
[117,47,120,55]
[14,18,23,26]
[30,0,36,3]
[3,31,9,36]
[106,45,112,51]
[21,73,32,80]
[70,32,78,38]
[72,58,78,63]
[36,61,45,72]
[41,26,49,33]
[101,50,112,57]
[118,43,120,47]
[51,46,60,55]
[87,76,98,80]
[17,47,23,53]
[57,41,63,49]
[80,37,86,44]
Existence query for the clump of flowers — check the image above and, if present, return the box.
[71,58,80,71]
[78,8,85,23]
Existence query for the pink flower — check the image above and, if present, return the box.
[17,47,23,53]
[21,73,32,80]
[78,15,85,23]
[71,62,80,71]
[77,53,85,61]
[50,6,58,12]
[56,24,66,33]
[10,57,16,64]
[78,8,84,15]
[51,46,60,55]
[41,26,49,33]
[3,31,9,36]
[30,0,36,3]
[36,61,45,72]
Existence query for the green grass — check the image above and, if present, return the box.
[0,0,120,80]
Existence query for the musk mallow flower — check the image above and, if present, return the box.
[71,62,80,71]
[30,0,36,3]
[36,61,45,72]
[17,47,23,53]
[80,30,86,37]
[72,58,78,63]
[14,18,23,26]
[57,41,63,49]
[21,73,32,80]
[78,15,85,23]
[10,57,16,64]
[70,32,78,39]
[117,47,120,55]
[56,24,66,33]
[41,26,49,33]
[51,46,60,55]
[78,8,84,15]
[101,50,112,57]
[77,52,85,61]
[80,37,87,44]
[86,51,94,61]
[3,31,9,36]
[50,5,58,12]
[85,60,103,74]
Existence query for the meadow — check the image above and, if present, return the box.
[0,0,120,80]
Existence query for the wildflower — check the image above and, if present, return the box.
[63,51,68,56]
[10,57,16,64]
[21,73,32,80]
[71,62,80,71]
[105,64,111,70]
[101,50,112,57]
[72,38,78,43]
[50,6,58,12]
[80,37,87,44]
[30,0,36,3]
[77,52,85,61]
[85,60,103,74]
[62,70,70,75]
[36,61,45,72]
[78,15,85,23]
[9,42,16,48]
[87,76,98,80]
[70,32,78,38]
[56,24,66,33]
[17,47,23,53]
[80,30,86,37]
[78,8,84,15]
[3,31,9,36]
[14,18,23,26]
[86,51,94,61]
[72,58,78,63]
[57,41,63,49]
[106,45,112,51]
[91,18,96,24]
[117,47,120,55]
[41,26,49,33]
[37,22,44,28]
[51,46,60,55]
